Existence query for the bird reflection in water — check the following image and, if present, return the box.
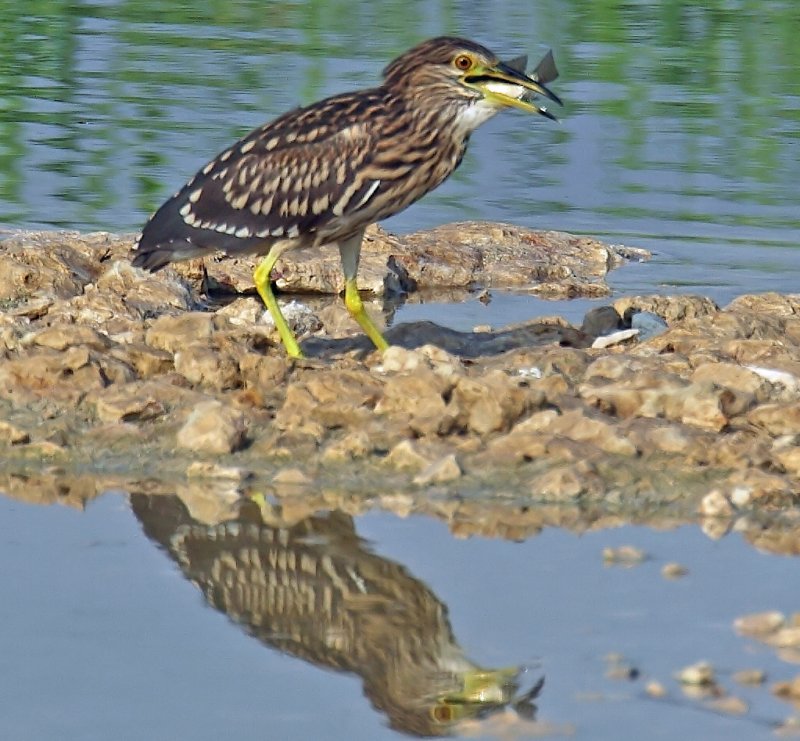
[131,494,543,736]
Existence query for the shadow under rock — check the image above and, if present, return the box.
[301,320,592,359]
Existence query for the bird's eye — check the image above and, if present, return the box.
[453,54,473,71]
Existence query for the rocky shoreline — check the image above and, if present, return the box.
[1,223,799,546]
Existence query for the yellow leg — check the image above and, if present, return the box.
[338,229,389,352]
[253,251,303,358]
[344,278,389,352]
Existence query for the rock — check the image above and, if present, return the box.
[145,312,217,353]
[699,490,735,518]
[23,324,111,351]
[272,467,312,486]
[322,430,372,461]
[603,545,648,566]
[376,368,453,437]
[0,420,30,444]
[4,228,800,523]
[174,343,241,390]
[676,661,716,686]
[765,628,800,648]
[732,669,766,686]
[176,400,247,454]
[581,305,624,337]
[547,409,638,456]
[615,294,720,324]
[662,562,689,579]
[644,680,668,698]
[748,402,800,436]
[734,611,786,636]
[413,454,462,485]
[385,440,434,471]
[450,372,531,435]
[0,348,108,404]
[773,676,800,701]
[92,385,167,424]
[185,462,251,481]
[705,696,748,716]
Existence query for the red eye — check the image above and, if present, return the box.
[454,54,472,71]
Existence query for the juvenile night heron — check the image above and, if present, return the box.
[131,37,561,358]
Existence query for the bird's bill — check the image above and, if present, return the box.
[464,51,562,120]
[430,666,520,725]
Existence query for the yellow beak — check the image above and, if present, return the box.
[464,50,563,120]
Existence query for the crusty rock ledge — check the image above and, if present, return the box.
[1,226,799,527]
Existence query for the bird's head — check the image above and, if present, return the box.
[383,37,562,131]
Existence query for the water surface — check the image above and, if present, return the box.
[1,2,799,739]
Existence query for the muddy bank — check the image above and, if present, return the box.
[1,225,799,533]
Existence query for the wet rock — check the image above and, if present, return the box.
[4,228,800,519]
[91,384,168,424]
[774,716,800,737]
[413,454,462,485]
[0,420,30,444]
[322,430,372,461]
[733,669,766,686]
[604,653,640,681]
[676,661,716,686]
[699,490,735,518]
[615,294,720,325]
[734,611,786,636]
[630,310,669,340]
[547,409,638,456]
[766,628,800,649]
[272,467,312,486]
[705,696,748,716]
[185,461,251,482]
[581,305,624,336]
[644,680,668,698]
[603,545,648,566]
[774,676,800,703]
[530,462,603,500]
[662,562,689,579]
[385,440,435,471]
[176,400,248,454]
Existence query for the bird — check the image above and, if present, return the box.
[131,37,562,358]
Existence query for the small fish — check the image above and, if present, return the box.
[505,49,559,85]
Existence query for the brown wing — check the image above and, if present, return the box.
[132,90,389,270]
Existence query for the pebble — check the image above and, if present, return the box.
[0,420,30,444]
[413,454,462,485]
[773,676,800,701]
[644,680,668,698]
[603,545,648,566]
[676,660,715,686]
[176,400,248,454]
[734,611,786,636]
[732,668,767,686]
[661,562,689,579]
[705,695,748,716]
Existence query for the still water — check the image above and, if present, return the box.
[2,492,799,740]
[1,1,799,739]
